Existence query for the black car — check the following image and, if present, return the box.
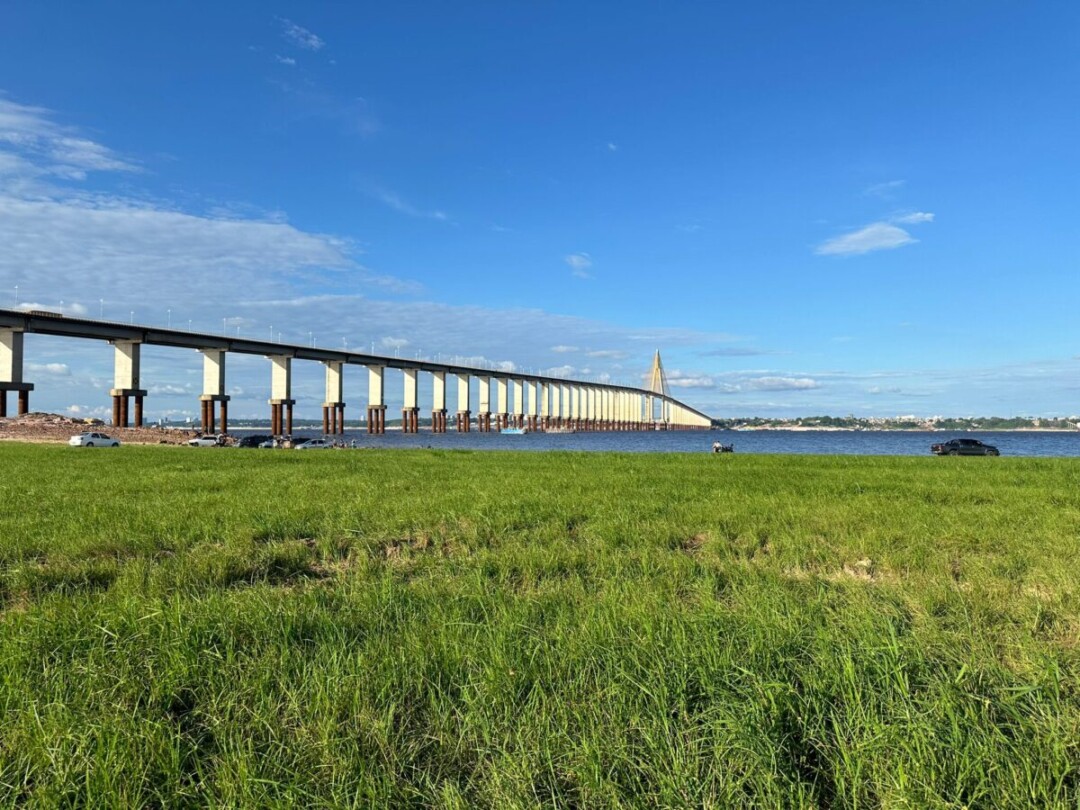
[930,438,1000,456]
[235,434,274,448]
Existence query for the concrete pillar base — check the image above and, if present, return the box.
[456,410,471,432]
[432,409,447,433]
[367,406,386,434]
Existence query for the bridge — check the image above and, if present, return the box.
[0,308,712,434]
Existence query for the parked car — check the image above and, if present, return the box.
[187,434,225,447]
[295,438,334,450]
[235,434,274,448]
[931,438,1000,456]
[69,432,121,447]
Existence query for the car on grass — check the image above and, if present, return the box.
[931,438,1000,456]
[235,434,274,448]
[69,432,121,447]
[187,434,225,447]
[294,437,334,450]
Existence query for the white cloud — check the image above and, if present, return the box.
[815,222,916,256]
[586,349,627,360]
[275,55,297,66]
[667,373,716,389]
[26,362,70,376]
[745,377,820,391]
[607,142,618,152]
[893,211,934,224]
[279,18,324,51]
[0,97,138,182]
[864,180,906,199]
[565,253,593,279]
[381,337,409,349]
[550,345,579,354]
[371,188,447,221]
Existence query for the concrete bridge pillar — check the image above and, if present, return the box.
[110,340,147,428]
[477,376,492,432]
[199,348,230,435]
[367,365,386,434]
[402,368,419,434]
[539,382,549,430]
[495,377,509,431]
[322,360,345,435]
[0,329,33,418]
[267,354,295,436]
[512,378,524,429]
[561,383,572,430]
[456,372,471,432]
[525,380,537,431]
[431,370,447,433]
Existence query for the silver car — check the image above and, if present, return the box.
[69,432,121,447]
[295,438,334,450]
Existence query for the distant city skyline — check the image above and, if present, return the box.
[2,3,1078,419]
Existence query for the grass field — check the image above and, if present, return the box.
[1,443,1078,807]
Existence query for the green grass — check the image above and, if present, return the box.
[1,443,1078,807]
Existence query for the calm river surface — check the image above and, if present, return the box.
[254,429,1080,458]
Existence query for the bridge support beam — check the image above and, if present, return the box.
[0,328,33,418]
[432,371,447,433]
[455,372,471,432]
[402,368,419,434]
[321,360,345,435]
[477,376,491,432]
[199,348,230,435]
[110,339,147,428]
[495,377,508,431]
[267,354,294,436]
[367,365,385,434]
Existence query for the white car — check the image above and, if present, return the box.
[187,435,223,447]
[69,432,121,447]
[295,438,334,450]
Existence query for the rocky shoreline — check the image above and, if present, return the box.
[0,413,197,446]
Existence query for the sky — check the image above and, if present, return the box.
[1,1,1079,421]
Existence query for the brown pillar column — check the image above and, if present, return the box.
[207,401,215,434]
[323,406,330,435]
[119,396,129,428]
[17,390,27,416]
[112,396,121,427]
[220,400,228,435]
[200,401,208,433]
[134,397,144,428]
[338,405,345,434]
[402,409,410,433]
[286,403,294,436]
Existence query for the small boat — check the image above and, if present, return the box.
[500,427,527,435]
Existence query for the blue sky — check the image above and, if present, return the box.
[2,2,1079,420]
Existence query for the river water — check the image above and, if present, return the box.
[258,429,1080,458]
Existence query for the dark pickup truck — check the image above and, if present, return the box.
[931,438,1000,456]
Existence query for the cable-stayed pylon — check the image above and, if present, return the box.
[647,349,669,397]
[647,350,670,424]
